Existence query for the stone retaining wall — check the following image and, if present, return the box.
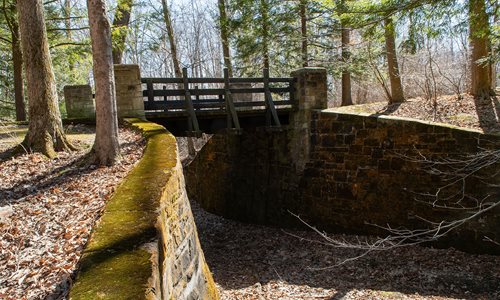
[186,111,500,254]
[70,119,218,300]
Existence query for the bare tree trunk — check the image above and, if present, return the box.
[299,0,308,67]
[87,0,120,166]
[218,0,233,76]
[260,0,270,70]
[64,0,72,40]
[9,6,26,121]
[341,18,353,106]
[17,0,74,157]
[469,0,492,97]
[112,0,133,64]
[384,17,405,103]
[161,0,182,78]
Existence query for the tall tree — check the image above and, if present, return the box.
[384,17,405,103]
[299,0,308,67]
[339,0,353,106]
[469,0,493,97]
[87,0,120,165]
[161,0,182,77]
[17,0,74,157]
[260,0,270,70]
[218,0,233,76]
[112,0,133,64]
[3,1,26,120]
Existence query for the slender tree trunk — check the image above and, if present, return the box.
[64,0,72,40]
[218,0,233,76]
[341,17,353,106]
[87,0,120,165]
[17,0,74,157]
[260,0,270,70]
[299,0,308,67]
[469,0,492,97]
[384,17,405,103]
[10,9,26,121]
[161,0,182,78]
[112,0,133,64]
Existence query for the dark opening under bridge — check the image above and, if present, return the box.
[141,68,296,136]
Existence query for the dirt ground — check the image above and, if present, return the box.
[190,200,500,300]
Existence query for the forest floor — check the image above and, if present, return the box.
[0,124,145,299]
[191,200,500,300]
[331,94,500,134]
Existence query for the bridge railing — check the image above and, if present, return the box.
[141,68,295,133]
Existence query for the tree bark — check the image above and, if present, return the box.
[87,0,120,166]
[111,0,133,64]
[9,4,26,121]
[17,0,74,157]
[384,17,405,103]
[300,0,308,67]
[260,0,270,70]
[341,16,353,106]
[469,0,493,97]
[218,0,233,76]
[161,0,182,78]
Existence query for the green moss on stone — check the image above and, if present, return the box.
[70,249,153,300]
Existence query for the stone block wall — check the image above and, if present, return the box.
[114,64,145,118]
[185,112,500,254]
[63,85,95,119]
[303,111,500,253]
[70,119,217,300]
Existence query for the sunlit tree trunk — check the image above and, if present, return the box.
[17,0,74,157]
[260,0,270,70]
[468,0,493,97]
[300,0,308,67]
[161,0,182,78]
[87,0,120,165]
[112,0,133,64]
[341,11,352,106]
[9,4,26,121]
[218,0,233,76]
[384,17,405,103]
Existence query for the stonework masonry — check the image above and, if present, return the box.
[70,119,217,300]
[114,64,145,118]
[63,85,95,119]
[186,111,500,255]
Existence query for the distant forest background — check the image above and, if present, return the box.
[0,0,498,120]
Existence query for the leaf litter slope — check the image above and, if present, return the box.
[0,127,145,300]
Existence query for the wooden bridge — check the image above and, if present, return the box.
[141,68,296,136]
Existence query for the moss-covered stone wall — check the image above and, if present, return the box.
[70,119,218,300]
[186,111,500,254]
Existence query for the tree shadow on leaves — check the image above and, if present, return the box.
[474,94,500,134]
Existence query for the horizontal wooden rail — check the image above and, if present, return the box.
[141,77,294,84]
[143,87,292,98]
[144,100,292,111]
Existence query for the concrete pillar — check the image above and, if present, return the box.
[289,67,328,172]
[63,85,95,119]
[114,64,145,118]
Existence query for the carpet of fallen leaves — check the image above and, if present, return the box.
[0,126,145,300]
[191,200,500,300]
[335,94,500,134]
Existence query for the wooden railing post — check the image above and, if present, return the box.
[224,68,241,131]
[182,67,200,134]
[263,68,281,127]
